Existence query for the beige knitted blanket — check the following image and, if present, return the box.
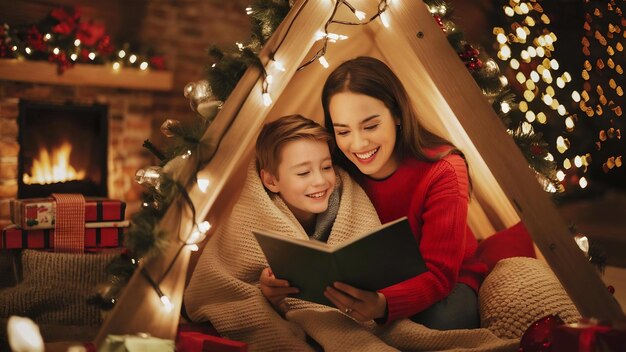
[184,162,519,351]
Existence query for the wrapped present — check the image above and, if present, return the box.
[552,319,626,352]
[520,315,626,352]
[10,197,126,230]
[1,224,125,249]
[101,334,175,352]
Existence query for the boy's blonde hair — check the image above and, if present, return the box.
[256,114,332,178]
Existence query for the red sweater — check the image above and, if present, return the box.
[359,153,487,323]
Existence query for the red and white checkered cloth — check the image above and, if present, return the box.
[52,193,85,253]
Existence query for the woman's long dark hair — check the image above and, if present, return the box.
[321,56,467,177]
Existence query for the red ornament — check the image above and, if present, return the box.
[149,56,166,70]
[96,35,114,56]
[48,52,73,74]
[607,285,615,294]
[79,47,90,62]
[77,21,106,46]
[50,7,80,35]
[433,15,445,32]
[530,144,544,156]
[519,315,565,352]
[26,26,46,52]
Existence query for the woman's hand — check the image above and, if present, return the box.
[259,267,299,309]
[324,282,387,322]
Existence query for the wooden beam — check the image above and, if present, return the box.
[381,0,625,324]
[0,59,173,91]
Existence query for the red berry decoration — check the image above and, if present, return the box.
[607,285,615,294]
[519,315,565,352]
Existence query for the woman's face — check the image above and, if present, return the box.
[328,91,400,179]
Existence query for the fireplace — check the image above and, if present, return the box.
[17,101,109,198]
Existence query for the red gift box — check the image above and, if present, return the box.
[552,320,626,352]
[1,225,124,249]
[10,197,126,230]
[520,315,626,352]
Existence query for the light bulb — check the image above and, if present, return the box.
[160,295,173,312]
[318,56,329,68]
[262,92,272,106]
[197,178,210,192]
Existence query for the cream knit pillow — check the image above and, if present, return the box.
[479,257,581,339]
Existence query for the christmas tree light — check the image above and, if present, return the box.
[578,0,624,184]
[492,0,578,192]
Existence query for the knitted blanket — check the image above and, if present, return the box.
[184,162,519,351]
[0,250,116,326]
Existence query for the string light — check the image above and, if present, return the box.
[326,33,349,42]
[500,101,511,114]
[139,61,149,70]
[262,92,272,106]
[296,0,389,71]
[187,221,211,245]
[318,56,330,68]
[380,11,390,28]
[129,54,137,64]
[181,149,192,159]
[74,39,81,47]
[574,235,589,255]
[160,295,173,312]
[343,0,366,21]
[197,178,210,193]
[271,60,286,72]
[118,50,126,58]
[141,268,173,313]
[88,52,96,60]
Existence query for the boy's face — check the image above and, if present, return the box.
[261,139,336,221]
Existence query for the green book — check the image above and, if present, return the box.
[253,217,427,306]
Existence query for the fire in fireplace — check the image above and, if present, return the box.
[18,101,109,198]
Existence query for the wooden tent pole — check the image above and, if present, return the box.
[384,0,625,325]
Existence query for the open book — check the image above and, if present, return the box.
[253,217,427,306]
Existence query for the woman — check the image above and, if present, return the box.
[320,56,487,330]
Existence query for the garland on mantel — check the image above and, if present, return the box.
[0,7,166,74]
[90,0,606,311]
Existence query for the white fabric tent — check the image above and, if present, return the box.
[94,0,625,346]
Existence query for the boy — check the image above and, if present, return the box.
[255,115,339,308]
[184,115,380,351]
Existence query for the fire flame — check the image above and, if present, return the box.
[22,142,86,185]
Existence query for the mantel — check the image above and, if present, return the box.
[0,59,173,91]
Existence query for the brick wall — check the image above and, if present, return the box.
[138,0,251,145]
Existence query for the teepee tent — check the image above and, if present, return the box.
[94,0,625,346]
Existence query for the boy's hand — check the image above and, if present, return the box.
[259,267,299,309]
[324,282,387,322]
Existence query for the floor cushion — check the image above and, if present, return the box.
[479,257,581,339]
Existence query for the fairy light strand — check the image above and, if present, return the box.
[297,0,390,71]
